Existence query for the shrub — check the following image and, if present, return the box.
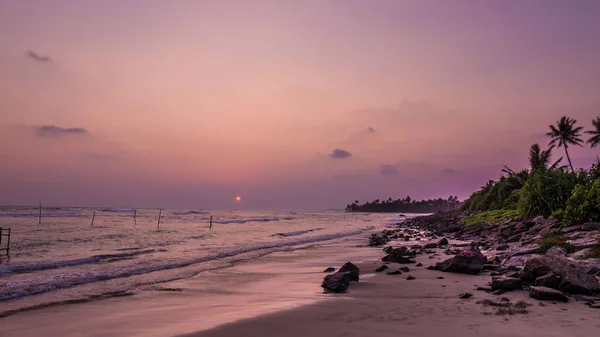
[517,170,581,218]
[562,178,600,225]
[460,209,520,226]
[536,233,573,253]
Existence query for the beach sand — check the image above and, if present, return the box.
[185,249,600,337]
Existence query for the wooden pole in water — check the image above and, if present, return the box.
[38,202,42,224]
[91,211,96,226]
[209,216,213,230]
[157,209,162,229]
[134,209,137,226]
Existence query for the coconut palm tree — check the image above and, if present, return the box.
[528,143,563,173]
[585,117,600,148]
[546,116,583,172]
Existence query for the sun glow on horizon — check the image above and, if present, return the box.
[235,196,241,202]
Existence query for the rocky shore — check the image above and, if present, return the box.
[323,211,600,309]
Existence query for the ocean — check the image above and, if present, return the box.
[0,207,408,322]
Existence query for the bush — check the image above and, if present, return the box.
[517,170,581,218]
[551,208,565,221]
[536,233,573,253]
[460,209,520,226]
[562,178,600,225]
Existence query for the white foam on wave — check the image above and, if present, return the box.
[272,228,324,237]
[214,217,280,224]
[0,226,375,301]
[0,250,157,276]
[173,211,210,215]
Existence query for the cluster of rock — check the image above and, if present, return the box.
[321,262,360,293]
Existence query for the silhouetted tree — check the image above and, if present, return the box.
[547,116,583,172]
[586,117,600,148]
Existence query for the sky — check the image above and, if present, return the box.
[1,0,600,210]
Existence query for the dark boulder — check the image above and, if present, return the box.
[523,255,600,294]
[491,276,522,291]
[323,267,335,273]
[386,270,402,275]
[321,272,352,293]
[438,238,449,246]
[369,234,388,247]
[496,244,510,251]
[406,275,416,280]
[383,246,394,254]
[375,265,389,272]
[434,246,487,274]
[399,266,410,272]
[546,246,568,257]
[534,272,562,289]
[338,262,360,282]
[528,286,568,302]
[382,248,417,264]
[423,243,437,249]
[581,222,600,231]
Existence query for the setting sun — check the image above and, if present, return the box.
[235,196,241,202]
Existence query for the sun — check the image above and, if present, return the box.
[235,196,241,202]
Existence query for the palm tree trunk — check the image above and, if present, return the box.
[564,146,575,172]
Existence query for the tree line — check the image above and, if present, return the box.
[461,116,600,225]
[345,196,460,213]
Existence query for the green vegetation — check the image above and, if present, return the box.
[460,209,519,226]
[460,116,600,226]
[562,179,600,225]
[345,196,460,213]
[536,233,573,253]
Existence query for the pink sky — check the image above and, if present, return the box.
[1,0,600,209]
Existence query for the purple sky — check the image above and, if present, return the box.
[1,1,600,209]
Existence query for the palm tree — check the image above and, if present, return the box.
[586,117,600,148]
[546,116,583,172]
[528,143,563,173]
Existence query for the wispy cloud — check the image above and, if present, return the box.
[328,149,352,159]
[34,125,88,137]
[380,164,398,175]
[26,51,52,63]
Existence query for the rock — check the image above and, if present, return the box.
[586,267,600,275]
[533,272,561,289]
[323,267,335,273]
[496,244,510,251]
[581,222,600,231]
[369,234,388,247]
[406,275,416,280]
[438,238,449,246]
[416,263,423,267]
[491,276,522,291]
[507,234,523,243]
[561,225,582,233]
[383,246,394,254]
[411,244,423,250]
[382,254,416,264]
[375,265,389,272]
[459,292,473,299]
[444,248,461,255]
[546,246,568,257]
[322,272,352,293]
[571,248,593,260]
[386,270,402,275]
[529,286,569,302]
[399,267,410,272]
[434,246,487,274]
[339,262,360,282]
[423,243,437,249]
[437,276,444,279]
[523,255,600,294]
